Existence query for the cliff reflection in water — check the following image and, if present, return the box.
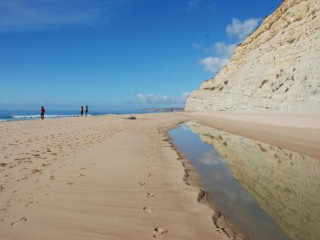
[187,122,320,240]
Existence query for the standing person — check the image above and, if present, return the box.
[40,106,45,120]
[85,106,89,116]
[80,106,84,117]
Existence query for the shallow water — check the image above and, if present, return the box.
[169,122,320,240]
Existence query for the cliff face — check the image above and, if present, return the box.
[186,0,320,112]
[187,122,320,240]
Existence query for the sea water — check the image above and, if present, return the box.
[0,109,153,122]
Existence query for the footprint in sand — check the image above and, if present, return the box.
[152,227,167,238]
[31,169,41,174]
[143,207,152,213]
[139,181,146,186]
[78,174,85,178]
[67,182,74,185]
[25,201,37,207]
[147,193,155,198]
[50,176,55,180]
[147,173,152,178]
[11,217,28,226]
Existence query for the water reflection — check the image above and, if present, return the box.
[170,122,320,240]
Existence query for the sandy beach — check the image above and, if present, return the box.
[1,112,319,239]
[0,113,232,240]
[1,0,319,239]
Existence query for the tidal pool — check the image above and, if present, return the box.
[169,122,320,240]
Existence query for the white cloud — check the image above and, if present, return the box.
[136,93,171,104]
[136,92,189,105]
[0,0,127,33]
[199,57,229,74]
[187,0,215,12]
[226,18,261,40]
[193,42,236,58]
[214,42,236,59]
[187,0,202,10]
[192,43,210,53]
[194,17,260,73]
[193,43,234,73]
[180,92,190,100]
[198,150,226,165]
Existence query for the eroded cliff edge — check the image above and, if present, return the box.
[185,0,320,112]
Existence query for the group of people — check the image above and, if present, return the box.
[80,105,89,117]
[39,105,89,119]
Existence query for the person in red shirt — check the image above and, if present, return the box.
[40,106,45,119]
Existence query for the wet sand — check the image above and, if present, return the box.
[0,112,319,239]
[186,112,320,160]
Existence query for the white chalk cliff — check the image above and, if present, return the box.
[185,0,320,112]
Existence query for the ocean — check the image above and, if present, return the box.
[0,109,152,122]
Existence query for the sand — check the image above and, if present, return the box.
[1,112,319,240]
[186,111,320,160]
[0,113,231,240]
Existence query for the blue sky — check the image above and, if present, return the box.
[0,0,282,110]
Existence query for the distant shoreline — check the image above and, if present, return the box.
[0,109,177,122]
